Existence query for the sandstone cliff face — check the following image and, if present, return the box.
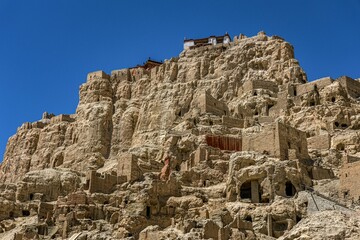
[0,32,306,183]
[0,32,359,239]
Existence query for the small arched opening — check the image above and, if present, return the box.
[336,143,345,151]
[22,210,30,216]
[334,122,340,128]
[285,181,296,197]
[29,193,34,201]
[245,215,252,222]
[331,97,336,103]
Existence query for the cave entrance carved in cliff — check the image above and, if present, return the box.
[285,181,296,197]
[240,180,260,203]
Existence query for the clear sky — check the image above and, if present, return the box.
[0,0,359,162]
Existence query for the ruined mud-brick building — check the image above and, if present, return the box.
[1,31,360,239]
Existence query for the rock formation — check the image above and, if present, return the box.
[1,31,360,239]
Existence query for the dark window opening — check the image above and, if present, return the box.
[296,215,302,223]
[254,111,259,116]
[344,191,349,198]
[293,89,297,96]
[203,180,206,187]
[309,100,315,106]
[253,91,257,96]
[29,193,34,200]
[274,222,288,232]
[240,181,252,199]
[146,206,151,219]
[334,122,340,127]
[209,120,213,126]
[178,111,182,117]
[224,110,227,115]
[341,123,348,128]
[285,181,296,197]
[288,142,291,148]
[336,143,345,151]
[104,200,109,205]
[175,164,180,171]
[22,210,30,216]
[9,211,14,218]
[245,215,252,222]
[331,97,336,102]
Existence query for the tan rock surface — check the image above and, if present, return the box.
[0,32,359,239]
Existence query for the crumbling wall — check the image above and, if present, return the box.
[196,91,229,116]
[240,80,279,96]
[111,69,131,82]
[86,171,125,194]
[276,122,309,160]
[339,155,360,200]
[242,122,308,160]
[87,70,110,81]
[242,124,277,157]
[295,77,333,96]
[117,153,142,182]
[222,116,244,128]
[307,134,330,150]
[337,76,360,99]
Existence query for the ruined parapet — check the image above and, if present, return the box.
[129,67,149,81]
[87,70,110,82]
[50,114,75,124]
[238,80,279,96]
[196,91,229,116]
[295,77,333,96]
[111,68,131,82]
[42,112,55,120]
[337,76,360,99]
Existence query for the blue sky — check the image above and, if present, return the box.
[0,0,359,161]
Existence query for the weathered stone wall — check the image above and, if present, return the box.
[221,116,244,128]
[337,76,360,99]
[242,122,308,160]
[340,155,360,200]
[242,124,277,156]
[86,171,126,194]
[197,91,229,116]
[240,80,279,95]
[117,153,142,182]
[296,77,333,96]
[307,134,330,150]
[87,70,110,81]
